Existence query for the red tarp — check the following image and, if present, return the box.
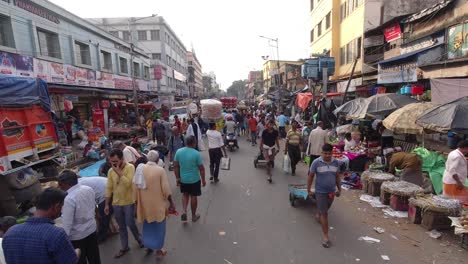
[295,92,342,111]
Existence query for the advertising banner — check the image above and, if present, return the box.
[75,68,88,86]
[33,58,50,81]
[0,52,16,75]
[113,76,133,90]
[49,62,65,83]
[87,70,97,86]
[154,65,162,80]
[447,22,468,59]
[137,79,150,91]
[64,65,76,85]
[93,109,105,133]
[98,72,114,88]
[383,23,402,42]
[14,54,33,77]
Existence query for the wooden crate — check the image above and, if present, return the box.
[362,179,369,193]
[380,190,391,205]
[408,204,422,224]
[390,194,410,211]
[421,210,452,230]
[462,234,468,250]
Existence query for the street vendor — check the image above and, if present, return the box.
[388,152,422,174]
[344,131,362,152]
[443,140,468,202]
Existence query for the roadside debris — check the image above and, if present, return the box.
[427,230,442,239]
[373,227,385,234]
[382,208,408,218]
[381,255,390,261]
[219,231,226,236]
[360,194,387,208]
[358,236,381,243]
[224,259,233,264]
[390,234,399,240]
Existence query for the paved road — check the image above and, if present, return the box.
[99,137,467,264]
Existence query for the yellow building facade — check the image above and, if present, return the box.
[309,0,365,81]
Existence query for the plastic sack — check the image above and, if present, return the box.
[283,155,291,174]
[221,157,231,170]
[6,168,39,190]
[200,99,223,121]
[411,147,448,194]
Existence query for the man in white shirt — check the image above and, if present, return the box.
[206,123,227,183]
[58,170,101,264]
[307,121,329,167]
[114,141,140,165]
[443,140,468,202]
[78,176,110,243]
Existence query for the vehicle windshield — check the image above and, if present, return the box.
[171,108,187,115]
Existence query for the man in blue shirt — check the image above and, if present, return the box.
[307,144,342,248]
[277,112,288,138]
[2,188,79,264]
[174,136,206,223]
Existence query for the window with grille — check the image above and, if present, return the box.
[137,31,147,40]
[326,12,331,29]
[37,28,61,59]
[75,41,91,66]
[122,31,130,41]
[119,57,128,73]
[318,21,322,36]
[150,30,160,40]
[0,15,15,48]
[100,50,112,71]
[133,62,140,77]
[152,53,161,60]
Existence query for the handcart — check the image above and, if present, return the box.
[288,184,315,207]
[253,151,270,168]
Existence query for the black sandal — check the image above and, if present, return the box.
[114,248,130,258]
[322,240,331,248]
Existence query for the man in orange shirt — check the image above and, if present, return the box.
[248,115,258,146]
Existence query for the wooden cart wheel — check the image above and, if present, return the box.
[289,193,296,207]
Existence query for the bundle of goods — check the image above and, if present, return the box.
[201,99,223,121]
[380,181,424,211]
[361,171,395,196]
[220,97,238,109]
[341,172,362,190]
[409,195,461,227]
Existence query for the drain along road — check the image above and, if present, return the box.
[99,138,467,264]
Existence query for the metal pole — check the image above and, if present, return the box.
[341,58,358,106]
[128,18,139,125]
[275,39,281,112]
[322,68,328,98]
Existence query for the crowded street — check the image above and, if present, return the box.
[93,138,466,264]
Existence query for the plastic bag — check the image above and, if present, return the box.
[221,157,231,170]
[283,155,291,173]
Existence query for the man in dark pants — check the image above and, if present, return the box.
[307,144,342,248]
[58,170,101,264]
[78,176,112,243]
[284,120,303,176]
[206,123,227,183]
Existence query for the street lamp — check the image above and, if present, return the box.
[127,14,157,125]
[259,35,281,112]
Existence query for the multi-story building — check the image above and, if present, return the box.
[278,64,307,92]
[187,51,203,98]
[88,16,188,98]
[309,0,443,94]
[247,71,263,101]
[0,0,151,128]
[262,60,304,93]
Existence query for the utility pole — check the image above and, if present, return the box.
[260,36,281,112]
[341,58,358,106]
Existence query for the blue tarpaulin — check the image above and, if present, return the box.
[0,75,52,112]
[79,159,105,177]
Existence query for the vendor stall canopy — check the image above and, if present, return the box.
[333,93,417,120]
[416,96,468,134]
[383,102,437,134]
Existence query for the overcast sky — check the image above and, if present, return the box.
[49,0,310,89]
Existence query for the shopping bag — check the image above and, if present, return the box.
[221,157,231,170]
[304,155,311,166]
[283,155,291,174]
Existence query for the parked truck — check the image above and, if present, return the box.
[0,75,60,216]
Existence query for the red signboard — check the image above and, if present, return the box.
[383,23,401,42]
[154,65,162,80]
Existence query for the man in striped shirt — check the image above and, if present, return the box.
[284,120,303,176]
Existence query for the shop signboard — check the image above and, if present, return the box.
[33,58,49,81]
[96,72,114,88]
[383,23,401,42]
[64,65,76,85]
[337,77,362,93]
[13,54,33,77]
[137,79,150,91]
[378,60,417,84]
[0,52,16,75]
[49,62,65,83]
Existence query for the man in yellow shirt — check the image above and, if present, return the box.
[104,149,143,258]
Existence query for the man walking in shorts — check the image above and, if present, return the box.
[174,136,206,222]
[260,120,280,183]
[307,144,342,248]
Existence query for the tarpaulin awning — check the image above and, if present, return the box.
[430,78,468,105]
[295,92,343,111]
[378,43,444,64]
[0,75,51,112]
